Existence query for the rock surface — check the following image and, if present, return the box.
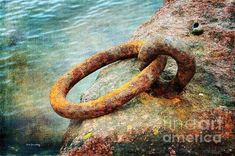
[60,0,234,155]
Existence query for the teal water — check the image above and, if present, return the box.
[0,0,163,155]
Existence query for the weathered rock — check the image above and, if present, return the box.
[60,0,235,155]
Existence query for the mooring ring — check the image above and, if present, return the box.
[50,39,195,119]
[50,41,167,119]
[138,38,196,98]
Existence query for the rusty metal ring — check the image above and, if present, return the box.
[138,39,196,98]
[50,41,167,119]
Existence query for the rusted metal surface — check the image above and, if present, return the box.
[138,37,196,98]
[50,40,195,119]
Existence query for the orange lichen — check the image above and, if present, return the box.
[139,93,181,106]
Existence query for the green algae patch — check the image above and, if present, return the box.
[83,132,93,140]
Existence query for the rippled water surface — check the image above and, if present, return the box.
[0,0,163,154]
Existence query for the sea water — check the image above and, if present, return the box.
[0,0,163,154]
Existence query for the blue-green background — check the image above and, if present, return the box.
[0,0,163,155]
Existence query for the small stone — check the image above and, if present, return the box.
[199,93,204,96]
